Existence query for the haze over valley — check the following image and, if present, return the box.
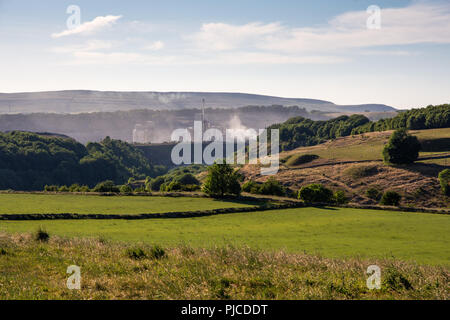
[0,90,396,143]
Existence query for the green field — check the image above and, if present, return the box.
[1,206,449,265]
[0,194,257,215]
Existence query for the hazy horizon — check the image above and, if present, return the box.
[1,0,450,109]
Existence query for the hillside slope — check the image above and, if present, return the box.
[241,128,450,208]
[0,132,163,190]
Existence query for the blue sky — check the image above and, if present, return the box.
[0,0,449,109]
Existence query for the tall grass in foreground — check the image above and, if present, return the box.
[0,232,448,300]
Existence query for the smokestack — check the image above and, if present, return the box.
[202,98,205,127]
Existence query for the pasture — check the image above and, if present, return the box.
[1,206,449,265]
[0,193,257,215]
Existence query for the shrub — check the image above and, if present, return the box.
[283,188,296,198]
[149,176,166,192]
[79,185,90,192]
[35,227,50,242]
[242,178,288,197]
[380,191,402,206]
[120,184,133,194]
[133,186,146,193]
[92,180,119,193]
[383,267,413,291]
[438,169,450,196]
[285,154,319,166]
[162,180,182,192]
[333,190,348,204]
[383,129,421,164]
[126,246,166,260]
[44,185,58,192]
[176,173,199,186]
[159,182,168,192]
[160,177,201,192]
[242,180,261,193]
[58,185,69,192]
[366,187,382,200]
[149,245,166,260]
[259,178,286,196]
[126,247,147,260]
[69,183,81,192]
[298,184,333,203]
[181,184,201,192]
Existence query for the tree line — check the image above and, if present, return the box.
[351,104,450,134]
[269,104,449,151]
[269,114,370,151]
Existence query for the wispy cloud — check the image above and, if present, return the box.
[191,52,346,65]
[189,2,450,54]
[51,40,114,53]
[359,50,417,57]
[51,15,122,38]
[51,2,450,66]
[188,22,283,51]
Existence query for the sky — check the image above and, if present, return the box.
[0,0,449,109]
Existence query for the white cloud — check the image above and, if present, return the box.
[51,15,122,38]
[189,22,283,51]
[188,3,450,54]
[145,41,165,51]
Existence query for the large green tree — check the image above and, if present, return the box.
[382,129,421,164]
[202,163,241,198]
[298,184,333,203]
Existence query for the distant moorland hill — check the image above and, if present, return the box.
[0,90,396,114]
[0,105,333,143]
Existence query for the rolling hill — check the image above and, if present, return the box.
[241,128,450,209]
[0,90,396,114]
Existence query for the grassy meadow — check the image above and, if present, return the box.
[0,233,447,300]
[0,193,258,215]
[0,159,449,300]
[1,206,449,265]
